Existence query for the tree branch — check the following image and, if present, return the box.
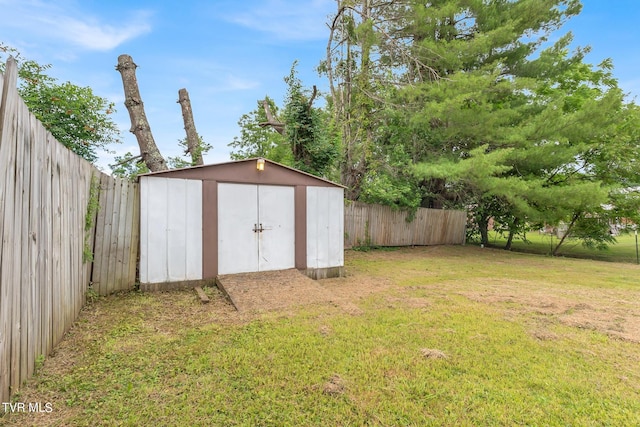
[307,85,318,111]
[109,154,143,169]
[258,99,286,135]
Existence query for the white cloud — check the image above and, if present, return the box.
[222,0,334,41]
[51,13,151,51]
[224,75,261,91]
[0,0,152,51]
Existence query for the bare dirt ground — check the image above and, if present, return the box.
[459,278,640,343]
[216,269,335,312]
[215,268,392,316]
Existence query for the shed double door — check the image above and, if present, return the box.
[218,183,295,275]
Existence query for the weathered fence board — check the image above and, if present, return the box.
[0,66,7,405]
[91,176,138,294]
[1,57,19,400]
[344,201,466,248]
[0,58,139,402]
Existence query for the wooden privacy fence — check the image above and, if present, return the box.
[345,201,466,248]
[0,58,138,402]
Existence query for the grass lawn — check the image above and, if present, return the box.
[486,230,640,264]
[3,246,640,426]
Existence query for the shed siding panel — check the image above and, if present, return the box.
[167,179,187,281]
[316,188,330,268]
[328,187,345,266]
[307,187,344,269]
[145,178,168,283]
[140,177,202,284]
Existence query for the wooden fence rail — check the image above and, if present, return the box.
[0,58,138,402]
[345,201,466,248]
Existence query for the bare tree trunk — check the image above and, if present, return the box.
[504,218,519,250]
[116,54,167,172]
[505,229,515,250]
[478,216,490,247]
[177,88,203,166]
[553,212,581,256]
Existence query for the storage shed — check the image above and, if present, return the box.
[138,158,344,290]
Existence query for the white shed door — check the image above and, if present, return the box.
[218,183,295,274]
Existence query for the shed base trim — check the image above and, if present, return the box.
[140,278,217,292]
[302,266,345,280]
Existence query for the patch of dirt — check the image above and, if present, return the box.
[322,374,346,395]
[213,256,640,344]
[420,348,448,359]
[216,269,334,312]
[530,329,559,341]
[461,279,640,343]
[318,325,332,336]
[217,268,394,316]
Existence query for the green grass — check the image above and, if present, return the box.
[486,230,640,264]
[4,246,640,426]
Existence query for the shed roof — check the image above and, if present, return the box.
[138,158,345,188]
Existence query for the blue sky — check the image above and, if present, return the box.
[0,0,639,172]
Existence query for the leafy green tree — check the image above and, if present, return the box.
[283,64,339,178]
[321,0,583,202]
[358,143,422,211]
[409,36,637,252]
[1,43,120,163]
[230,63,339,179]
[228,97,292,164]
[334,0,640,252]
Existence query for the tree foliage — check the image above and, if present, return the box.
[166,135,212,169]
[228,97,292,163]
[232,0,640,253]
[283,64,339,177]
[229,63,339,179]
[0,43,120,163]
[110,152,149,180]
